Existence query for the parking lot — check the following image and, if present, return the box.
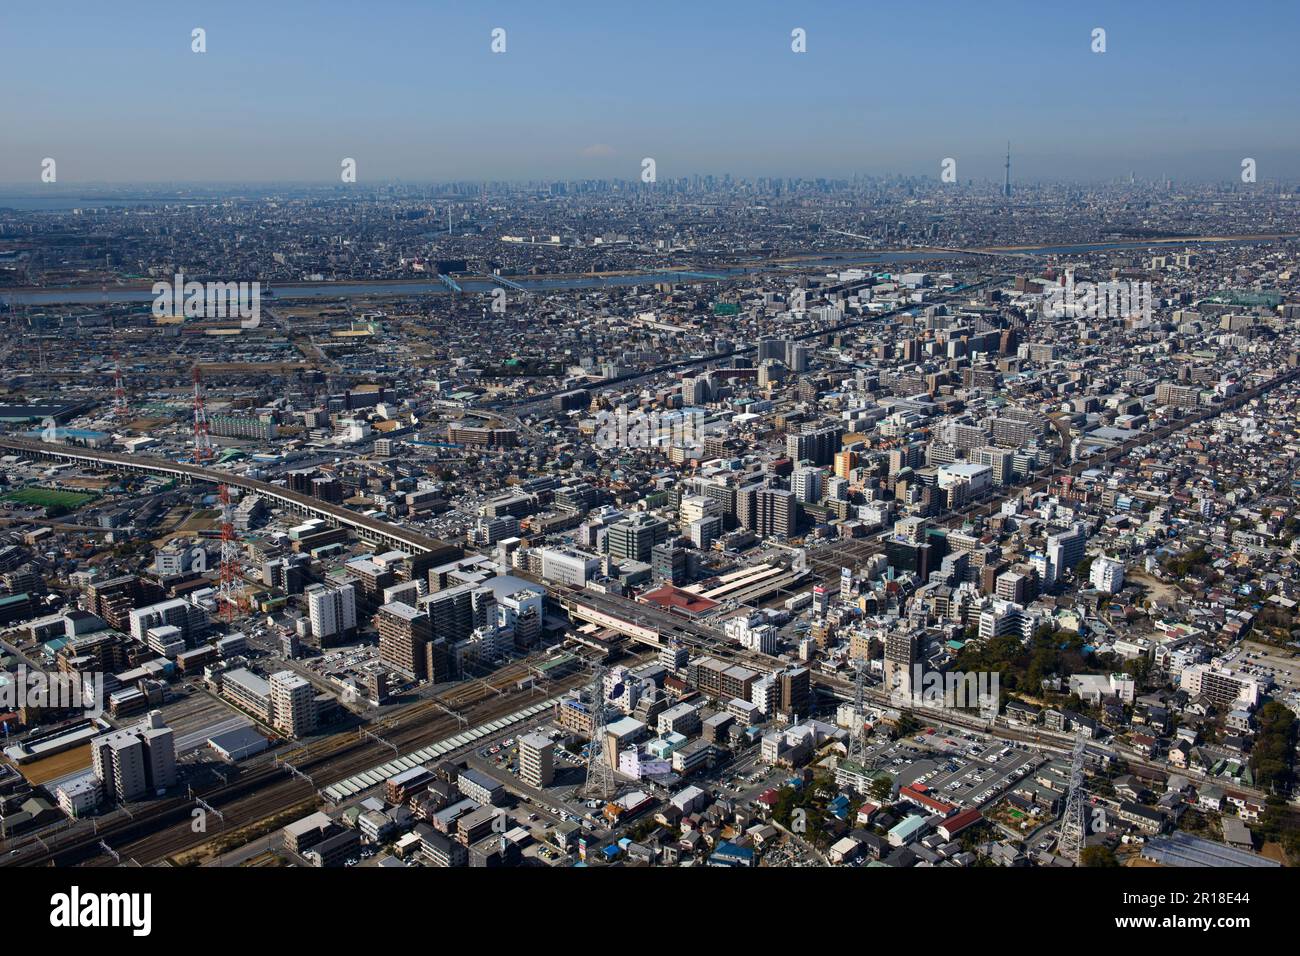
[1236,640,1300,710]
[867,729,1046,809]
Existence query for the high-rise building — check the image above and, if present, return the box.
[778,667,810,720]
[785,423,843,467]
[306,581,358,646]
[651,543,688,585]
[681,375,712,405]
[688,515,723,550]
[90,710,177,804]
[1156,382,1201,409]
[758,338,785,362]
[884,631,919,700]
[496,585,544,649]
[833,450,858,480]
[886,538,932,582]
[940,421,987,453]
[755,488,796,538]
[990,408,1044,448]
[270,670,317,738]
[888,443,925,476]
[700,481,738,524]
[791,466,822,504]
[679,494,720,526]
[376,601,433,679]
[422,582,497,644]
[127,598,209,648]
[995,570,1029,604]
[264,553,310,594]
[972,446,1016,485]
[751,673,779,716]
[539,546,601,586]
[1090,555,1125,594]
[518,731,555,788]
[607,513,670,563]
[1046,523,1088,583]
[1180,665,1260,709]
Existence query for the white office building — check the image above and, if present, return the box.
[539,547,601,587]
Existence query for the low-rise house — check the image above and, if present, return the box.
[1116,800,1166,835]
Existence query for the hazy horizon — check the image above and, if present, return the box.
[3,0,1300,184]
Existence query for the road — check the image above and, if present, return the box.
[3,349,1296,860]
[0,662,590,867]
[486,275,1009,412]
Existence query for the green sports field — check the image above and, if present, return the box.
[2,487,97,509]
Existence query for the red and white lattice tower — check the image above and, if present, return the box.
[217,483,242,622]
[112,352,128,418]
[191,366,215,463]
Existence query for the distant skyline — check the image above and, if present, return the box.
[3,0,1299,184]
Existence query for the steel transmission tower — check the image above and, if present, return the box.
[1058,731,1089,863]
[217,484,243,623]
[111,352,128,418]
[847,657,871,766]
[191,366,215,463]
[579,665,616,801]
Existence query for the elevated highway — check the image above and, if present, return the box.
[0,436,461,560]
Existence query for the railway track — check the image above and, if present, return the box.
[4,346,1293,866]
[4,665,587,868]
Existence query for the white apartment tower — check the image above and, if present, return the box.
[1090,555,1126,594]
[306,581,358,646]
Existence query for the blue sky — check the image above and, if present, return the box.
[2,0,1298,183]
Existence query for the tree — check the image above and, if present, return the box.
[1080,845,1119,867]
[869,775,893,802]
[891,714,920,739]
[1251,702,1297,795]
